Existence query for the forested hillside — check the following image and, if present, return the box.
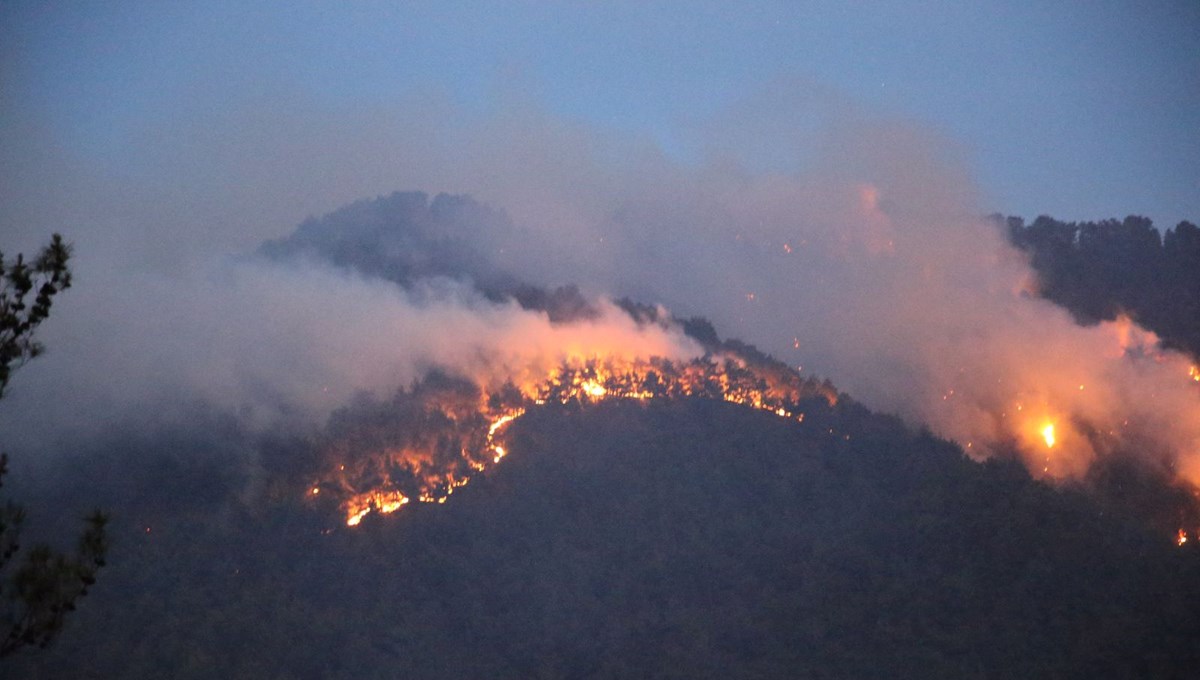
[12,397,1200,678]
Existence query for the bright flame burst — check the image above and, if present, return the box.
[1178,529,1189,546]
[316,354,837,526]
[1041,423,1057,449]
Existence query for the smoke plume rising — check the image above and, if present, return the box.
[2,88,1198,487]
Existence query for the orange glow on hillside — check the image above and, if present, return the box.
[313,353,838,527]
[313,331,1200,530]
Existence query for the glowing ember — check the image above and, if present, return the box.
[345,490,410,527]
[1190,365,1200,382]
[489,412,523,439]
[1178,529,1188,546]
[1041,423,1056,449]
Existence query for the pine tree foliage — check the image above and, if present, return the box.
[0,234,107,659]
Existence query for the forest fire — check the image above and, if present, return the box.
[314,352,837,527]
[292,267,1200,535]
[315,333,1200,530]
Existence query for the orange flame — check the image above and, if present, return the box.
[1041,423,1056,449]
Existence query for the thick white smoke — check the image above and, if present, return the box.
[475,119,1200,482]
[2,88,1198,484]
[0,253,700,456]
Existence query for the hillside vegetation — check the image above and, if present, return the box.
[11,396,1200,678]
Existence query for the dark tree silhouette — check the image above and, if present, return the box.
[0,234,107,658]
[1004,214,1200,358]
[0,234,72,399]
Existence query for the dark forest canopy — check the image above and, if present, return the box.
[1002,214,1200,358]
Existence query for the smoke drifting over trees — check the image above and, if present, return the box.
[2,106,1199,675]
[1007,214,1200,357]
[5,112,1199,489]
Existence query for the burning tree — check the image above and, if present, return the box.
[0,234,107,658]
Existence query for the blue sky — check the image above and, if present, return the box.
[3,0,1198,231]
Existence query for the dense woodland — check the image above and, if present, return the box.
[1005,214,1200,358]
[6,198,1200,677]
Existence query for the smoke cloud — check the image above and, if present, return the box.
[0,253,699,455]
[2,84,1198,485]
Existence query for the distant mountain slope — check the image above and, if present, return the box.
[259,190,599,321]
[259,191,510,288]
[13,398,1200,679]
